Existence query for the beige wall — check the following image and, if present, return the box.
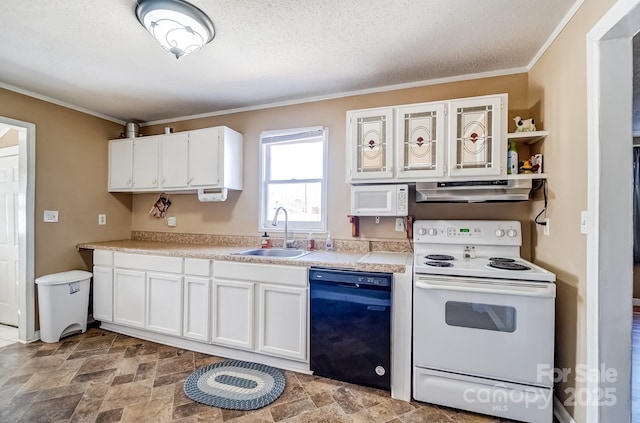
[137,73,535,255]
[0,88,133,278]
[527,0,616,420]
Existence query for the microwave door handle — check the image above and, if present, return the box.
[415,278,554,298]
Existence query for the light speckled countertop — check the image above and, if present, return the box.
[77,240,412,274]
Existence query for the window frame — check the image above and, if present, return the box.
[258,126,328,234]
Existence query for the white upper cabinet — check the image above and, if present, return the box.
[160,132,189,189]
[347,108,395,181]
[448,95,505,178]
[108,138,133,191]
[108,126,243,193]
[395,102,446,180]
[133,136,160,190]
[346,94,508,183]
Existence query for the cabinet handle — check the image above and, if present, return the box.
[152,179,157,184]
[127,179,131,185]
[162,178,166,184]
[188,178,194,184]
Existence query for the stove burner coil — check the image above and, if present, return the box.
[425,261,454,268]
[424,254,455,261]
[488,257,515,263]
[488,262,530,271]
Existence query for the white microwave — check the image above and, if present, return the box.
[350,184,409,217]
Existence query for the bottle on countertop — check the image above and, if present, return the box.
[507,141,518,175]
[325,232,334,251]
[306,232,315,251]
[261,232,271,249]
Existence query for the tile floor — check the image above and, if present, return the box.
[0,324,18,348]
[0,328,523,423]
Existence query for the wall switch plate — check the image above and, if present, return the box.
[167,216,177,227]
[98,214,106,225]
[543,218,550,236]
[580,211,588,234]
[43,210,58,223]
[395,217,404,232]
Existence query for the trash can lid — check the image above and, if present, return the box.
[35,270,92,286]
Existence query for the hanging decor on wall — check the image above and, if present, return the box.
[149,194,172,218]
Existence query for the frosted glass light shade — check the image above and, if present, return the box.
[136,0,215,59]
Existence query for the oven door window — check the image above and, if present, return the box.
[445,301,516,332]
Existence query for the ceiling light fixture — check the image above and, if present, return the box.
[135,0,215,59]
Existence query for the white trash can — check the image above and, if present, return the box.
[36,270,92,343]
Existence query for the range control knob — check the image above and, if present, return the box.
[507,229,518,238]
[495,229,505,238]
[427,228,438,236]
[417,228,427,236]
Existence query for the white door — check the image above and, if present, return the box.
[212,279,254,350]
[108,138,133,191]
[160,133,189,189]
[0,148,18,326]
[92,265,113,322]
[183,276,211,342]
[258,284,307,361]
[188,128,220,187]
[133,136,159,190]
[113,269,146,328]
[146,272,182,336]
[347,108,395,182]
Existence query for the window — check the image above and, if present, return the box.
[259,126,327,233]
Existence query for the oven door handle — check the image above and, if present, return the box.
[415,278,555,298]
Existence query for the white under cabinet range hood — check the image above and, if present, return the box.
[415,179,532,203]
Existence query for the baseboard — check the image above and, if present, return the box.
[553,396,577,423]
[633,298,640,307]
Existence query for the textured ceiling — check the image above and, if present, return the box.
[0,0,579,123]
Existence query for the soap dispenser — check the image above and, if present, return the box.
[326,232,334,251]
[261,232,271,249]
[306,232,315,251]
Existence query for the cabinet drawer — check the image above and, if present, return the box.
[94,250,113,266]
[214,261,307,287]
[185,258,211,276]
[114,252,182,273]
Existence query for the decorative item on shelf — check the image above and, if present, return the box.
[135,0,215,60]
[518,160,533,174]
[513,116,536,132]
[507,141,518,175]
[531,154,543,174]
[149,194,171,218]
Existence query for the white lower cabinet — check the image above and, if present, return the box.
[94,250,309,365]
[183,276,211,342]
[146,272,182,336]
[113,269,146,328]
[213,261,308,362]
[92,266,113,322]
[212,279,255,350]
[258,284,307,361]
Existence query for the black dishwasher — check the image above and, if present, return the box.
[309,267,392,390]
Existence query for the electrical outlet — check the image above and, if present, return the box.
[375,216,380,224]
[43,210,58,223]
[543,218,550,236]
[167,216,177,227]
[395,217,404,232]
[98,214,106,225]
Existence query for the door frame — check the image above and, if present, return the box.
[586,1,640,421]
[0,117,36,342]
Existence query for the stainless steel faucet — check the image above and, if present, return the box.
[272,207,295,248]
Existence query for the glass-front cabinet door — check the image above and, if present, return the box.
[347,108,394,181]
[395,103,446,180]
[448,95,505,177]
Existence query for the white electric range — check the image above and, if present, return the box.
[412,220,556,423]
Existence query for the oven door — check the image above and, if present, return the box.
[413,275,555,387]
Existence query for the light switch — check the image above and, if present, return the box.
[43,210,58,223]
[98,214,106,225]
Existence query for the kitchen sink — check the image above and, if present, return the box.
[235,248,312,259]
